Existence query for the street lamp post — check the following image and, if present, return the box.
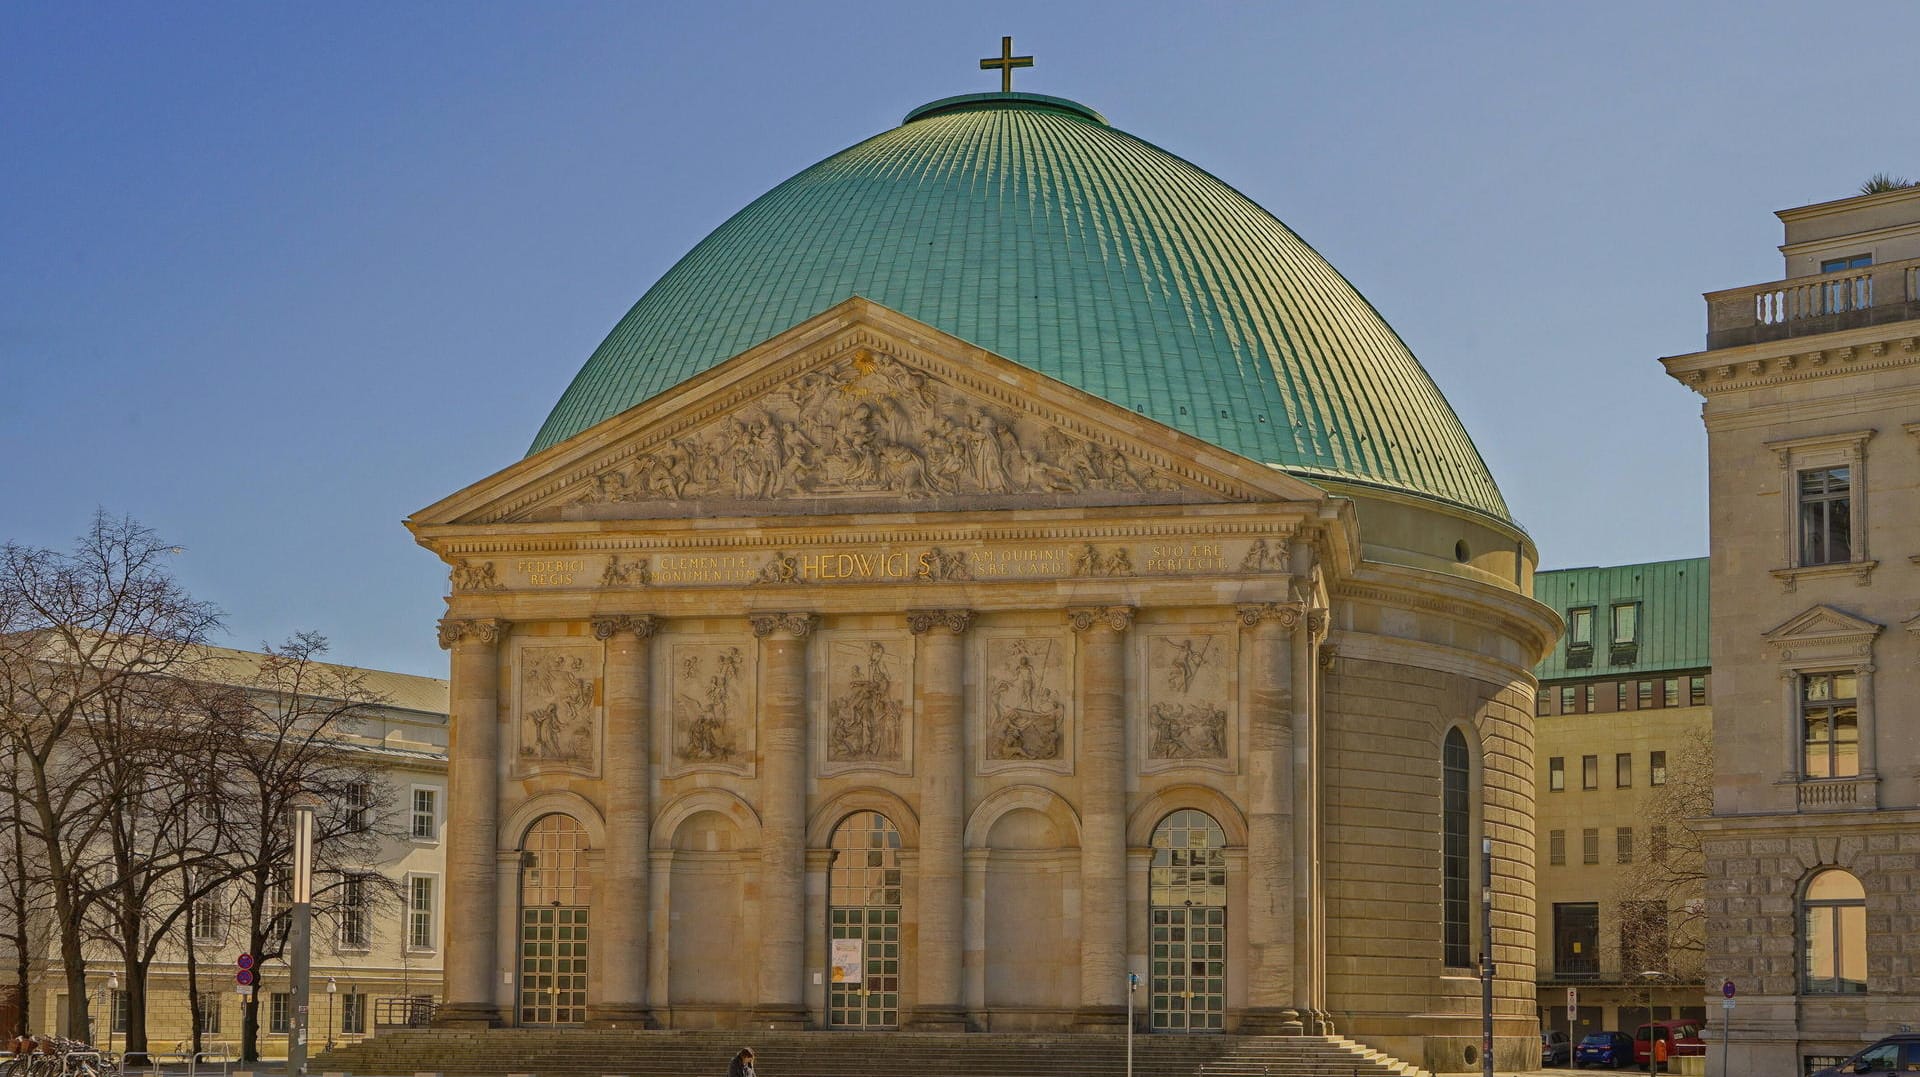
[1638,970,1666,1077]
[1125,972,1139,1077]
[106,973,119,1057]
[326,978,337,1051]
[286,793,325,1077]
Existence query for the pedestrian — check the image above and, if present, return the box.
[727,1047,755,1077]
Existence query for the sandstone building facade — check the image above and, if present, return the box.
[1663,185,1920,1076]
[411,91,1557,1072]
[1528,558,1711,1040]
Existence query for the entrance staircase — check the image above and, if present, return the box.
[312,1030,1433,1077]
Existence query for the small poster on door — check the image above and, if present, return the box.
[831,938,863,984]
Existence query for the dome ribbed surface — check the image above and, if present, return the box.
[531,93,1511,523]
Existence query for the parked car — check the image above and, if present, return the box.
[1542,1028,1572,1065]
[1633,1020,1707,1066]
[1810,1033,1920,1075]
[1575,1030,1636,1068]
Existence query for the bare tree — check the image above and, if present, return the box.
[1614,727,1713,982]
[0,513,220,1039]
[202,634,398,1062]
[1,738,43,1036]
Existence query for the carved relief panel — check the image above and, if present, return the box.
[512,641,602,778]
[662,639,756,778]
[817,635,914,778]
[978,631,1074,776]
[1139,627,1237,776]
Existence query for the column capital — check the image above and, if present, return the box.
[437,617,507,649]
[907,608,976,635]
[592,614,660,641]
[1237,601,1306,629]
[750,611,818,639]
[1067,605,1135,634]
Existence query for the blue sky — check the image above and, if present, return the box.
[4,3,1916,678]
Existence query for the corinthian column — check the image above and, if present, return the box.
[589,614,658,1027]
[1235,600,1303,1034]
[750,611,817,1028]
[1069,605,1134,1030]
[436,617,507,1027]
[906,608,974,1030]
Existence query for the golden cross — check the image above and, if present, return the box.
[979,36,1033,93]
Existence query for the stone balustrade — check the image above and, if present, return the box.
[1705,255,1920,348]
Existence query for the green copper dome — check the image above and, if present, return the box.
[532,92,1512,523]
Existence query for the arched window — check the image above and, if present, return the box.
[1149,809,1227,1032]
[1802,869,1866,994]
[827,811,902,1028]
[1442,728,1471,968]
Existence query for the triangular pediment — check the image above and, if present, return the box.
[413,298,1325,527]
[1762,604,1883,646]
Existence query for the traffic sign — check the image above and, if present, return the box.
[1567,987,1578,1020]
[1722,979,1735,999]
[236,953,254,971]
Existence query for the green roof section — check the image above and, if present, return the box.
[531,92,1513,524]
[1533,557,1710,681]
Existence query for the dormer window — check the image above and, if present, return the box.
[1566,607,1594,667]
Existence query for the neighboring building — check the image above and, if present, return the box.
[13,645,448,1057]
[409,85,1558,1071]
[1663,185,1920,1076]
[1529,558,1711,1040]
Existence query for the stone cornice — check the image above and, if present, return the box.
[1335,561,1558,665]
[436,617,507,649]
[1663,327,1920,397]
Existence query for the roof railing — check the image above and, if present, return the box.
[1706,255,1920,348]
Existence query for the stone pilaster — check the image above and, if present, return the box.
[435,616,508,1027]
[905,608,974,1030]
[588,614,659,1027]
[750,610,817,1028]
[1068,604,1134,1029]
[1235,600,1303,1034]
[1302,604,1331,1035]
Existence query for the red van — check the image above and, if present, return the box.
[1634,1020,1708,1066]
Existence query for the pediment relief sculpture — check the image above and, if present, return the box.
[561,347,1190,514]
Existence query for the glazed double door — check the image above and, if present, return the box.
[1149,904,1226,1031]
[828,905,900,1028]
[519,906,589,1025]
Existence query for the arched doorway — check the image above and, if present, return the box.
[518,813,589,1026]
[827,811,902,1028]
[1149,809,1227,1032]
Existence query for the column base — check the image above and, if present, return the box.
[585,1003,657,1029]
[431,1002,504,1029]
[751,1003,811,1030]
[1072,1005,1127,1032]
[905,1005,969,1032]
[1305,1008,1335,1036]
[1237,1007,1305,1035]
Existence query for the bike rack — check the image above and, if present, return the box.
[188,1047,234,1077]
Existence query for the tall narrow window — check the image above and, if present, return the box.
[338,875,369,948]
[1582,829,1599,865]
[1549,757,1565,792]
[345,782,373,832]
[1566,608,1595,667]
[1616,827,1634,864]
[1663,678,1680,707]
[1689,676,1707,706]
[190,870,223,942]
[411,789,438,841]
[407,875,436,951]
[1561,686,1577,712]
[1802,870,1866,994]
[1802,672,1860,779]
[269,992,291,1033]
[1638,680,1654,708]
[194,994,221,1035]
[1616,682,1630,710]
[1650,751,1668,786]
[1616,753,1633,788]
[1442,728,1472,969]
[1798,467,1852,566]
[340,994,366,1035]
[1582,755,1599,790]
[1549,830,1566,866]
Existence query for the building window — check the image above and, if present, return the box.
[269,992,291,1034]
[1583,685,1596,712]
[1689,676,1707,706]
[1819,254,1872,273]
[411,788,438,841]
[1616,753,1633,788]
[345,781,374,832]
[1663,678,1680,707]
[1442,728,1472,969]
[1650,750,1668,786]
[408,875,437,951]
[1616,827,1634,864]
[1582,755,1598,790]
[1616,682,1630,710]
[1650,824,1669,863]
[1802,869,1866,994]
[1797,467,1852,567]
[1536,690,1549,717]
[195,994,221,1035]
[1638,680,1654,708]
[1802,672,1860,779]
[338,875,369,948]
[270,867,292,910]
[1561,685,1577,712]
[1582,828,1599,865]
[1549,830,1566,866]
[110,990,128,1034]
[1567,607,1594,667]
[1609,602,1641,664]
[1549,757,1565,792]
[1553,902,1600,978]
[190,871,223,942]
[341,993,366,1035]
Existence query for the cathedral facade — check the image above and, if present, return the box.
[410,91,1555,1072]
